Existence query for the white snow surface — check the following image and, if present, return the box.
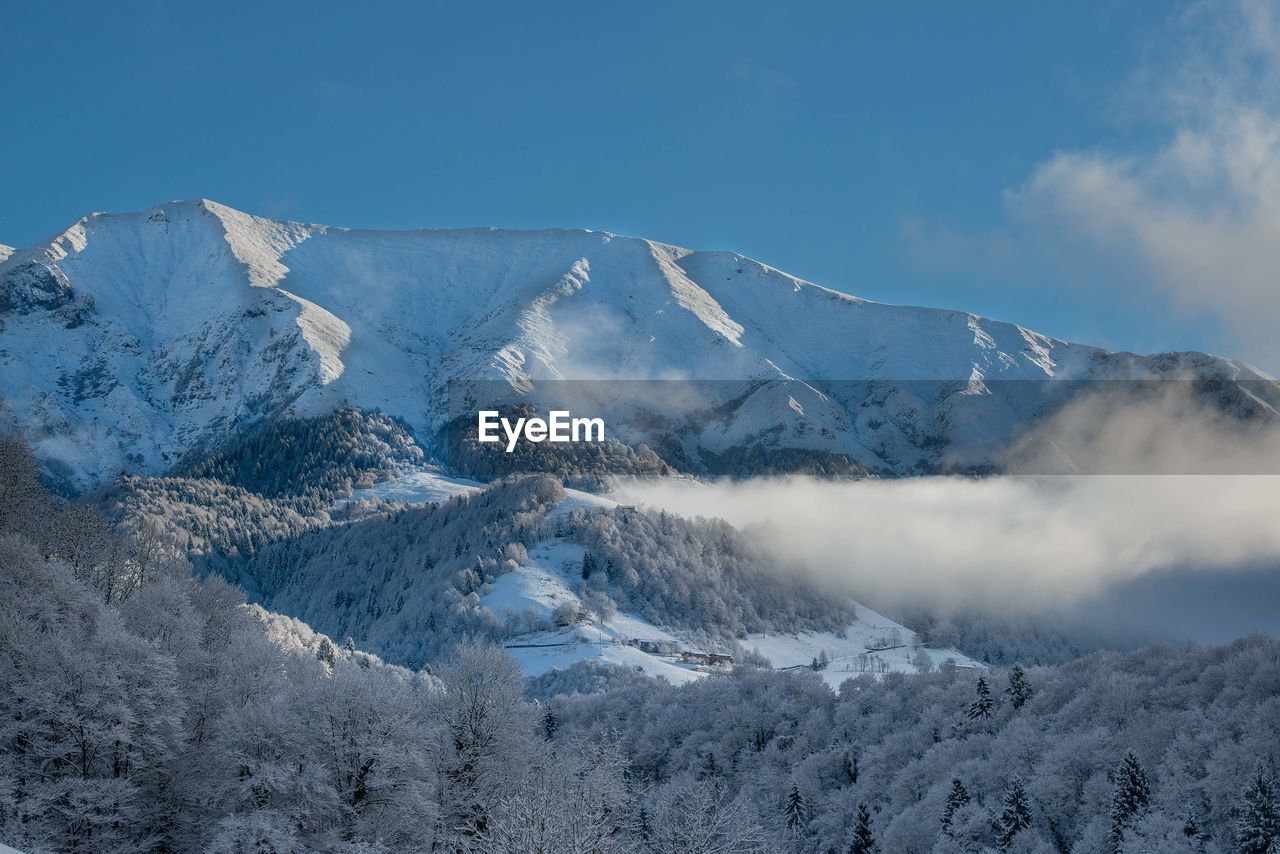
[480,538,705,685]
[480,534,979,686]
[4,200,1276,489]
[341,466,615,517]
[385,479,983,686]
[744,602,982,688]
[342,467,484,506]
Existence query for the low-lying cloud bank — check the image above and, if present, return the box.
[617,473,1280,612]
[615,387,1280,616]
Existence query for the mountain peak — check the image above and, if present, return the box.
[2,199,1277,489]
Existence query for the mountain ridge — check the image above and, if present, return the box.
[2,199,1276,489]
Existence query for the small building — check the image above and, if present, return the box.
[680,650,734,667]
[631,638,681,656]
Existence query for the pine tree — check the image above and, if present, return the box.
[1236,764,1280,854]
[968,676,994,720]
[316,636,337,667]
[581,551,596,580]
[542,709,558,740]
[842,749,859,785]
[784,783,808,833]
[1108,750,1151,853]
[1005,663,1033,709]
[994,777,1032,850]
[344,635,356,653]
[1182,808,1200,840]
[851,802,876,853]
[941,778,971,838]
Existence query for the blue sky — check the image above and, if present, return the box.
[3,1,1277,371]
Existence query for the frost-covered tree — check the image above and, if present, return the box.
[0,457,446,851]
[784,783,808,833]
[995,777,1032,850]
[851,802,876,853]
[1109,750,1151,852]
[542,708,558,740]
[316,635,338,666]
[842,748,859,786]
[968,675,995,720]
[1182,809,1201,842]
[1005,663,1033,709]
[645,775,765,854]
[1236,765,1280,854]
[477,738,637,853]
[941,778,971,838]
[431,638,536,844]
[0,436,46,539]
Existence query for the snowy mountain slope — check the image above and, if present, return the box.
[340,466,484,507]
[481,536,980,685]
[338,465,620,518]
[337,468,979,682]
[478,539,705,685]
[3,199,1278,488]
[743,607,983,688]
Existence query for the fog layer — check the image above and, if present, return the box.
[616,389,1280,616]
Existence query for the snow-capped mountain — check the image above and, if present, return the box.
[2,199,1276,488]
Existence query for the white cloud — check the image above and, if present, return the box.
[620,472,1280,612]
[1006,0,1280,369]
[616,387,1280,612]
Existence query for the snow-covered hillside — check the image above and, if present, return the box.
[3,199,1277,488]
[482,544,981,686]
[357,468,980,683]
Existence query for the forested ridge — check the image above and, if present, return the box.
[2,437,634,852]
[222,476,860,668]
[3,436,1279,853]
[546,639,1280,853]
[99,410,424,559]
